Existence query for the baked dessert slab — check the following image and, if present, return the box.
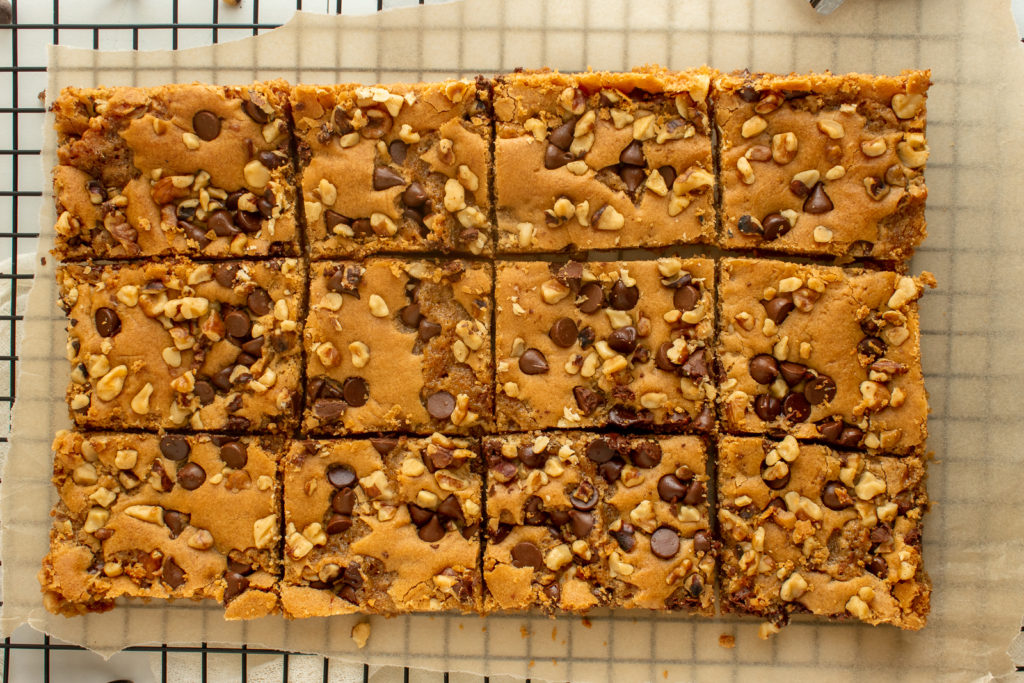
[493,67,714,253]
[59,258,304,433]
[495,258,715,432]
[279,435,482,617]
[482,432,714,614]
[717,258,932,455]
[40,431,282,619]
[303,258,493,435]
[715,70,929,261]
[52,82,298,260]
[717,435,930,629]
[291,79,492,258]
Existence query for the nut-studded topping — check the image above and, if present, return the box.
[891,93,924,119]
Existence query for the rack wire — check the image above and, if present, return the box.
[0,1,508,681]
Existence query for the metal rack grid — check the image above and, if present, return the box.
[0,1,502,681]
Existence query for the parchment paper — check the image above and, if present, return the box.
[3,0,1024,680]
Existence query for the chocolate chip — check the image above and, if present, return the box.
[243,100,270,124]
[518,445,546,469]
[748,354,779,384]
[789,179,811,198]
[761,463,790,490]
[409,504,434,526]
[867,556,888,577]
[681,350,708,381]
[313,399,346,421]
[608,404,653,428]
[524,496,547,525]
[399,304,422,328]
[619,165,645,193]
[870,525,893,545]
[838,426,864,448]
[162,557,186,589]
[782,393,811,422]
[327,464,356,489]
[737,214,762,235]
[556,261,584,287]
[569,510,594,538]
[683,480,706,505]
[177,463,206,490]
[658,165,677,190]
[222,570,250,603]
[388,140,408,164]
[192,110,221,141]
[236,211,263,234]
[180,220,211,247]
[822,481,853,510]
[650,527,680,559]
[607,326,638,353]
[548,509,569,527]
[817,418,843,442]
[212,367,234,392]
[610,138,644,169]
[519,348,549,375]
[631,442,662,468]
[208,209,238,237]
[586,438,614,463]
[658,474,688,502]
[195,380,215,405]
[159,435,190,461]
[543,582,560,603]
[510,541,544,570]
[224,310,251,338]
[573,386,602,416]
[323,210,351,235]
[342,377,369,407]
[403,182,428,208]
[164,510,190,538]
[258,150,286,170]
[426,391,456,419]
[611,524,636,552]
[418,515,446,543]
[737,86,760,102]
[418,320,442,342]
[426,446,453,471]
[654,342,677,372]
[219,441,248,469]
[577,282,605,313]
[693,530,712,554]
[242,336,264,357]
[549,317,578,348]
[569,480,598,511]
[544,144,574,169]
[754,394,782,421]
[332,488,355,515]
[548,119,575,150]
[673,285,700,312]
[609,281,639,310]
[215,245,240,273]
[371,437,398,455]
[247,288,272,316]
[763,296,794,325]
[599,459,624,483]
[437,495,465,525]
[326,513,353,535]
[779,361,808,386]
[94,308,121,337]
[803,182,834,214]
[804,375,837,404]
[858,336,887,359]
[761,213,791,241]
[373,166,405,191]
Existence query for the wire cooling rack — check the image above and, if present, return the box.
[0,1,509,681]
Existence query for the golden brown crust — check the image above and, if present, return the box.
[493,67,715,252]
[715,70,930,260]
[59,258,304,433]
[280,435,482,617]
[495,259,715,431]
[717,258,930,455]
[303,259,493,435]
[52,82,297,260]
[40,431,281,619]
[291,80,492,258]
[717,436,930,629]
